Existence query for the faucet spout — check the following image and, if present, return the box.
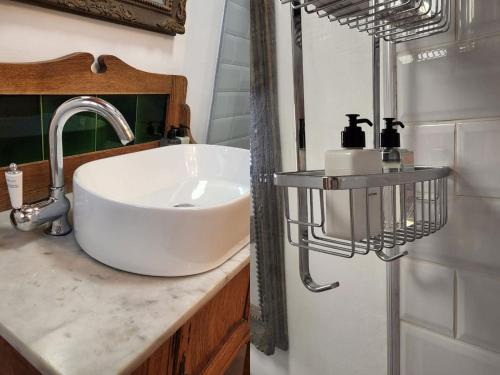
[49,96,134,188]
[10,96,134,236]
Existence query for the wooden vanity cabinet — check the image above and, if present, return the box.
[131,264,250,375]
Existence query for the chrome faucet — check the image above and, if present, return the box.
[8,96,134,236]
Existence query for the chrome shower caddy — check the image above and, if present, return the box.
[275,166,451,266]
[279,0,451,43]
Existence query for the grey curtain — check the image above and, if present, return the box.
[250,0,288,355]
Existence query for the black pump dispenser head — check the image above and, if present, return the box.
[381,118,405,148]
[342,114,373,148]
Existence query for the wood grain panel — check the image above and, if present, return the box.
[0,53,176,95]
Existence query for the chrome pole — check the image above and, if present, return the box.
[383,40,401,375]
[373,36,381,150]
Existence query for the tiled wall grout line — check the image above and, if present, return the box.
[406,116,500,127]
[400,317,452,338]
[453,121,457,197]
[219,61,251,69]
[134,95,139,144]
[223,30,250,41]
[219,62,250,69]
[453,270,458,339]
[406,255,452,270]
[39,95,45,160]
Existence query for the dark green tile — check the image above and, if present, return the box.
[41,95,96,158]
[135,95,168,143]
[96,95,137,151]
[0,95,42,167]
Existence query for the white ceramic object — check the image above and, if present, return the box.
[73,144,250,276]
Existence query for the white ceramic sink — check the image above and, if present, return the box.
[73,144,250,276]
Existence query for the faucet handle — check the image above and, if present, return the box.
[5,163,23,209]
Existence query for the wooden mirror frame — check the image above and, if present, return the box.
[0,52,191,211]
[13,0,187,36]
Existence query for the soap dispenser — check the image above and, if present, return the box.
[381,118,414,171]
[324,114,382,241]
[380,118,415,230]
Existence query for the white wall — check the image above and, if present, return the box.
[0,0,226,142]
[396,1,500,374]
[251,4,388,375]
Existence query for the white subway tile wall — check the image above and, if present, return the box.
[400,259,455,337]
[457,270,500,353]
[456,120,500,198]
[401,123,455,169]
[398,34,500,123]
[397,0,457,53]
[401,323,500,375]
[398,1,500,372]
[458,0,500,41]
[207,0,250,148]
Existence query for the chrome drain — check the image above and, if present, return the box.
[173,203,196,208]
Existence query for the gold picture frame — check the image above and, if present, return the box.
[14,0,187,36]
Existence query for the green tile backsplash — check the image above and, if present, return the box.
[136,95,168,143]
[0,94,167,167]
[0,96,43,166]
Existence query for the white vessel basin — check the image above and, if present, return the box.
[73,144,250,276]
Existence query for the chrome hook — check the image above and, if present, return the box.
[300,246,340,292]
[298,188,339,293]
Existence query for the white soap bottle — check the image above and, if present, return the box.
[325,114,382,241]
[380,118,415,230]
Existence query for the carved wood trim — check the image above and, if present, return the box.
[0,53,191,211]
[12,0,187,36]
[0,53,176,95]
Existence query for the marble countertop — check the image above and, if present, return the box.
[0,209,249,375]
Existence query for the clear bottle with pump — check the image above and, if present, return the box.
[380,118,415,230]
[325,114,382,241]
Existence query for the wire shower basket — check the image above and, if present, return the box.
[275,167,451,262]
[279,0,451,43]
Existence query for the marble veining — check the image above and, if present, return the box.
[0,209,250,374]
